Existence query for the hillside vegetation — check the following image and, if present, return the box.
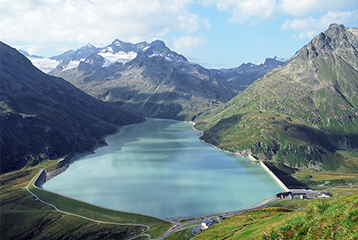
[0,162,171,239]
[195,24,358,171]
[193,191,358,240]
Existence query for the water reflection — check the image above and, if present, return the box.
[44,119,282,218]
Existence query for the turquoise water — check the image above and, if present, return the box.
[44,119,282,218]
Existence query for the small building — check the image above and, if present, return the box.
[275,191,292,199]
[201,218,219,230]
[322,192,332,198]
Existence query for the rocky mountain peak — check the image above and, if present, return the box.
[59,43,98,66]
[106,39,138,53]
[112,39,123,46]
[86,42,95,48]
[195,24,358,171]
[149,39,166,49]
[297,23,358,66]
[79,43,97,53]
[263,56,286,66]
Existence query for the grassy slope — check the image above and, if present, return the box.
[194,25,358,171]
[192,191,358,240]
[168,153,358,240]
[0,163,171,239]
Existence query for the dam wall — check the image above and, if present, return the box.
[259,161,290,192]
[34,169,47,188]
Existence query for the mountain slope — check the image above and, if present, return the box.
[211,56,288,92]
[0,41,144,173]
[195,24,358,171]
[193,192,358,240]
[49,40,237,120]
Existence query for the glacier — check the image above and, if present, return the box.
[98,51,137,67]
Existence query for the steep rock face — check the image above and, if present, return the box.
[0,41,144,173]
[50,40,236,120]
[195,24,358,171]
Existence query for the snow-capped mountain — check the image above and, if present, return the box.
[2,41,144,173]
[18,50,59,73]
[20,39,288,120]
[49,39,236,120]
[51,39,188,71]
[56,43,99,69]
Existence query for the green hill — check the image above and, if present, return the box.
[195,24,358,171]
[0,164,171,239]
[193,191,358,240]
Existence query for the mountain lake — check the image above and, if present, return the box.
[44,119,283,218]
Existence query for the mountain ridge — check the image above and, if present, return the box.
[48,40,236,120]
[43,39,286,120]
[195,23,358,171]
[0,41,144,173]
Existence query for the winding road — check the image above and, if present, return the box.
[26,169,153,240]
[26,167,280,240]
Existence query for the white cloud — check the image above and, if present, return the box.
[15,45,40,56]
[0,0,207,49]
[279,0,358,16]
[200,0,357,26]
[171,36,206,49]
[200,0,276,24]
[281,10,358,39]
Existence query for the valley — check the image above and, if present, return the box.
[195,24,358,172]
[1,23,358,239]
[26,39,286,121]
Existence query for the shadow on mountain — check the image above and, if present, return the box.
[198,114,245,145]
[89,86,204,121]
[198,112,358,171]
[263,161,308,189]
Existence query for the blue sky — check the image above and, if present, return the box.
[1,0,357,68]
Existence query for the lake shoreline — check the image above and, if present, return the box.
[190,121,255,163]
[44,118,282,219]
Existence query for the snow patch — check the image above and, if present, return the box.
[165,56,173,62]
[148,51,163,58]
[98,51,137,67]
[67,59,85,69]
[274,56,287,62]
[143,46,150,52]
[148,51,173,62]
[105,47,113,53]
[28,57,59,73]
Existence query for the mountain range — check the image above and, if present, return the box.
[21,40,286,121]
[1,23,358,240]
[2,38,285,173]
[0,42,144,173]
[195,24,358,171]
[3,23,357,173]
